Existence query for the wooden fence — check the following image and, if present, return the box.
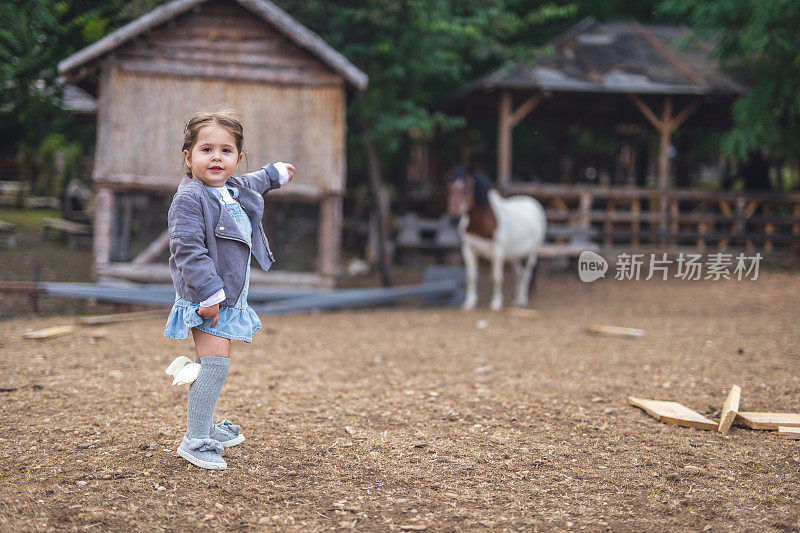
[503,183,800,253]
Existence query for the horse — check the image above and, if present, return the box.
[446,166,547,310]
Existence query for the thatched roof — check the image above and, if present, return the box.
[58,0,367,91]
[447,18,746,105]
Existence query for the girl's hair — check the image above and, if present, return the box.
[182,107,245,177]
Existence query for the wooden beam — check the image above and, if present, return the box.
[497,91,513,188]
[510,92,542,127]
[116,57,345,87]
[627,93,662,130]
[717,385,741,434]
[132,229,169,264]
[669,97,703,132]
[633,24,706,86]
[657,95,673,190]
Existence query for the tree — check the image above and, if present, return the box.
[0,0,64,152]
[273,0,579,284]
[659,0,800,161]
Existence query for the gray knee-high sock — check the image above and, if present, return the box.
[186,356,230,440]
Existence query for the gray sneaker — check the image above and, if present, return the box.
[210,419,245,448]
[177,437,227,470]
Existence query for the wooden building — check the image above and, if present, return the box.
[440,18,800,253]
[58,0,367,287]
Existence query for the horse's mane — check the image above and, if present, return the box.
[449,165,494,207]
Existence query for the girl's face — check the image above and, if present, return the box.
[184,124,243,187]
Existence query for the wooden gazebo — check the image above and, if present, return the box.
[445,18,746,189]
[441,19,800,252]
[58,0,367,287]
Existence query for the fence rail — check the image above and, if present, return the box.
[503,183,800,253]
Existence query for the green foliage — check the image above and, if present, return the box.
[0,0,64,150]
[659,0,800,159]
[0,0,135,190]
[274,0,580,178]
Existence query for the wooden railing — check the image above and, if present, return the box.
[503,183,800,253]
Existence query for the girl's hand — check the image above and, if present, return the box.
[197,304,219,327]
[285,163,295,182]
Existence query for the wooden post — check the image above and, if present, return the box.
[579,191,591,239]
[658,95,673,190]
[734,196,745,249]
[631,198,641,248]
[669,197,679,246]
[497,91,542,190]
[604,200,614,248]
[119,194,134,261]
[497,91,513,188]
[318,194,343,279]
[627,94,701,246]
[94,186,113,278]
[718,199,732,250]
[763,204,773,253]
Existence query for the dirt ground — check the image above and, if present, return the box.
[1,268,799,531]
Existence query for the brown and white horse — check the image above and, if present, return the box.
[447,166,547,310]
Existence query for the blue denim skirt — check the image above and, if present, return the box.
[164,194,262,343]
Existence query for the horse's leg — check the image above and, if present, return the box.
[513,259,525,307]
[490,248,504,311]
[462,243,478,310]
[518,252,539,307]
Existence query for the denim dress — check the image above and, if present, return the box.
[164,187,262,342]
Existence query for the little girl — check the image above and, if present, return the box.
[164,108,293,470]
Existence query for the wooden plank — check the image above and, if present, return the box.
[735,412,800,430]
[778,426,800,439]
[78,309,165,325]
[717,385,741,434]
[117,57,344,86]
[585,325,645,339]
[628,396,718,430]
[24,325,76,339]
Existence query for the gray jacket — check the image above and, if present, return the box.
[167,164,281,306]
